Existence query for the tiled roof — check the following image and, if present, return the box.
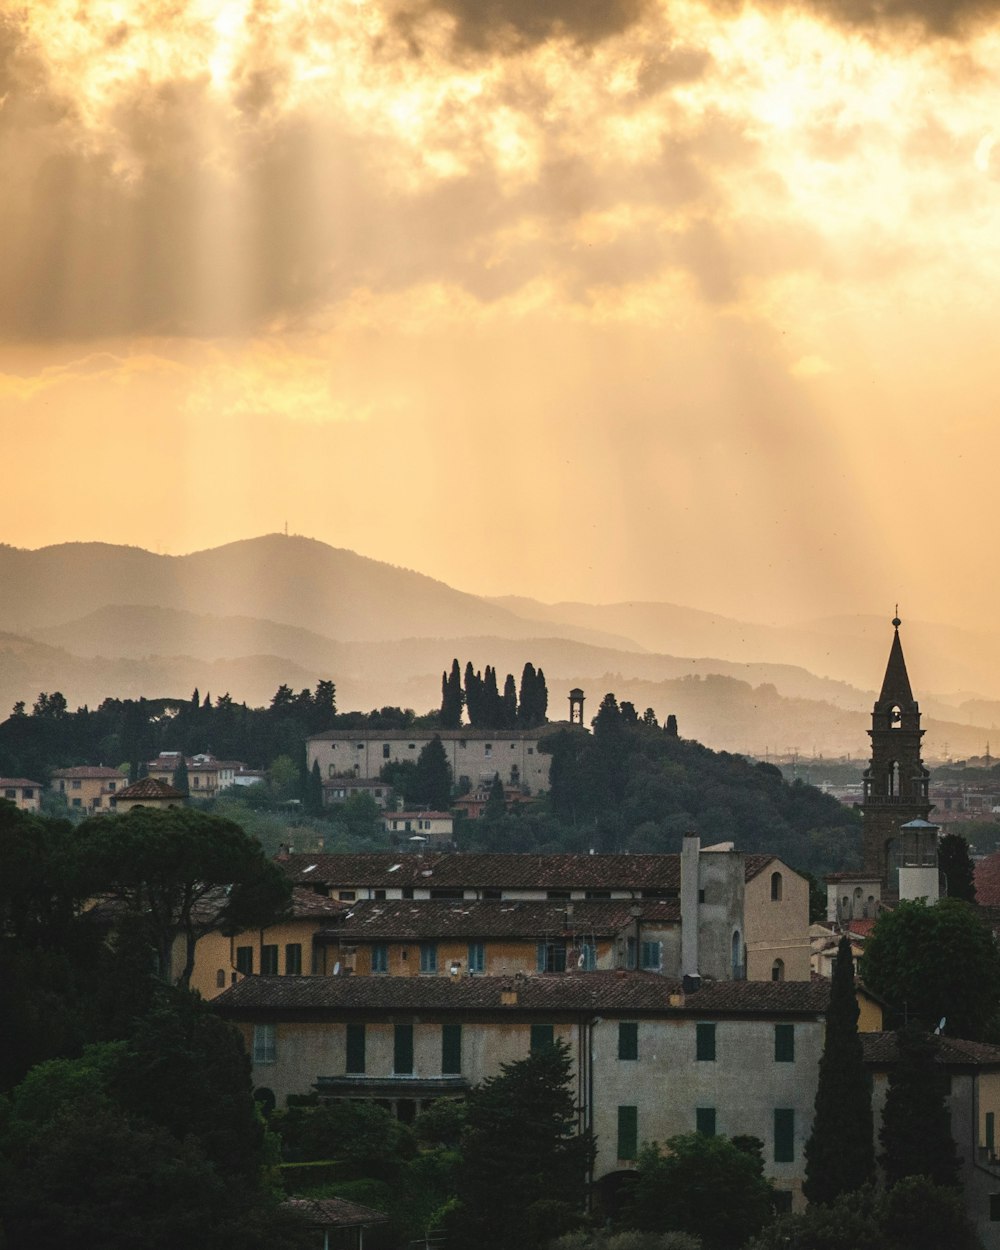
[114,778,185,800]
[284,1198,388,1228]
[325,897,680,940]
[290,888,352,919]
[384,811,453,821]
[309,728,547,742]
[844,918,877,937]
[862,1032,1000,1068]
[975,853,1000,907]
[213,970,831,1017]
[50,766,125,780]
[744,854,778,880]
[0,777,42,788]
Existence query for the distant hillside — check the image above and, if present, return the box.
[0,535,996,760]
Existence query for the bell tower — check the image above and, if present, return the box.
[861,615,932,889]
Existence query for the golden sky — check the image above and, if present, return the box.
[2,0,998,626]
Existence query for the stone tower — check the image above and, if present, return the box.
[861,617,932,889]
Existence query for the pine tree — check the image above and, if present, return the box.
[880,1026,961,1190]
[592,693,622,736]
[803,936,875,1204]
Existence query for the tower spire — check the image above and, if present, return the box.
[877,615,915,708]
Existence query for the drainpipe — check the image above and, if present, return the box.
[681,832,700,980]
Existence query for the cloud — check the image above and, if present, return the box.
[395,0,649,54]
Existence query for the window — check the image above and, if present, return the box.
[579,942,597,971]
[236,946,253,975]
[372,943,388,973]
[774,1109,795,1162]
[771,959,785,982]
[442,1024,462,1074]
[108,781,116,792]
[72,798,82,808]
[640,940,662,971]
[420,942,438,973]
[483,888,501,899]
[546,890,571,900]
[346,1023,365,1074]
[586,890,611,900]
[215,968,226,988]
[394,1024,414,1074]
[285,944,302,975]
[339,890,356,901]
[382,743,391,758]
[468,942,485,973]
[696,1107,716,1136]
[260,945,279,975]
[771,871,783,901]
[530,1024,554,1053]
[484,743,493,758]
[617,1106,638,1161]
[625,937,637,969]
[988,1111,996,1157]
[618,1022,638,1061]
[774,1024,795,1062]
[252,1023,276,1064]
[356,742,364,750]
[696,1023,716,1061]
[374,889,387,900]
[537,940,567,973]
[71,779,81,789]
[23,788,33,799]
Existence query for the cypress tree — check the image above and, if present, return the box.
[306,759,324,815]
[464,663,482,728]
[502,673,518,730]
[483,772,507,822]
[938,834,976,903]
[440,660,463,729]
[482,666,501,729]
[518,663,538,727]
[171,756,189,796]
[880,1026,961,1190]
[413,736,453,810]
[665,714,679,738]
[803,936,875,1204]
[535,667,548,725]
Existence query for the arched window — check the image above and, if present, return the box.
[890,704,902,727]
[889,761,899,796]
[215,968,226,988]
[731,930,743,979]
[770,871,783,901]
[771,958,785,982]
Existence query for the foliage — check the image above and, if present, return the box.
[622,1135,773,1250]
[938,833,976,902]
[803,937,875,1204]
[449,1039,594,1250]
[881,1175,981,1250]
[879,1027,961,1189]
[413,1096,467,1148]
[552,1234,702,1250]
[744,1185,885,1250]
[412,735,453,810]
[440,658,464,729]
[860,897,1000,1038]
[74,807,291,987]
[271,1100,416,1178]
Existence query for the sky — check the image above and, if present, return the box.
[1,0,998,628]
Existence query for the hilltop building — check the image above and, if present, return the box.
[0,777,42,811]
[51,765,126,811]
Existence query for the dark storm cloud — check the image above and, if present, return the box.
[791,0,998,35]
[396,0,648,53]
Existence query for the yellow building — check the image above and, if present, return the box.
[51,765,127,812]
[0,778,42,811]
[110,777,186,812]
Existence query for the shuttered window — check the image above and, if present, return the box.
[442,1025,462,1075]
[346,1024,365,1074]
[617,1106,638,1161]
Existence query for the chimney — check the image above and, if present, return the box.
[681,832,700,979]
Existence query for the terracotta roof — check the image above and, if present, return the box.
[284,1197,388,1228]
[50,766,126,780]
[384,811,453,821]
[324,897,680,940]
[975,852,1000,907]
[213,970,831,1017]
[289,888,352,920]
[744,855,778,880]
[113,777,185,800]
[862,1032,1000,1068]
[0,778,42,788]
[844,918,877,937]
[309,728,547,742]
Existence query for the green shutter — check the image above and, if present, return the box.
[696,1107,716,1136]
[617,1106,638,1161]
[530,1024,554,1053]
[346,1023,365,1074]
[988,1112,996,1155]
[774,1108,795,1162]
[285,944,302,975]
[394,1024,414,1074]
[774,1024,795,1062]
[618,1022,639,1061]
[696,1022,716,1061]
[442,1024,462,1075]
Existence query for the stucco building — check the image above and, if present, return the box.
[51,765,127,811]
[0,777,42,811]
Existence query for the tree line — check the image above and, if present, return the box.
[440,660,549,730]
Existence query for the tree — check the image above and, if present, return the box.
[482,772,507,823]
[450,1039,594,1250]
[803,937,875,1204]
[268,754,301,801]
[938,833,976,903]
[464,663,483,727]
[744,1185,884,1250]
[440,660,463,729]
[412,735,452,810]
[73,807,291,988]
[879,1027,961,1190]
[593,693,622,736]
[306,759,324,815]
[623,1134,773,1250]
[502,673,518,729]
[861,897,1000,1038]
[665,714,679,738]
[172,754,189,796]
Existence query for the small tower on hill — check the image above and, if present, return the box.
[861,615,933,892]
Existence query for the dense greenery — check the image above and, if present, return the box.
[860,897,1000,1038]
[938,833,977,903]
[879,1027,961,1190]
[803,937,874,1205]
[623,1134,774,1250]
